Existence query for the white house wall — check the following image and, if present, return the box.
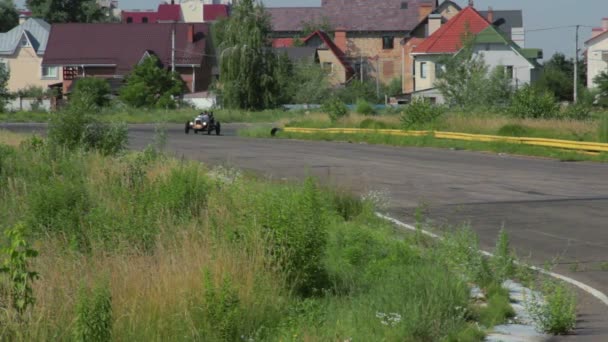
[473,44,534,89]
[587,35,608,88]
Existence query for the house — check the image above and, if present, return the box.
[296,31,355,85]
[42,23,213,95]
[268,0,440,86]
[586,18,608,88]
[121,1,229,24]
[0,18,62,93]
[410,6,542,104]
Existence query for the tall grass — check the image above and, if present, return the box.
[1,136,567,340]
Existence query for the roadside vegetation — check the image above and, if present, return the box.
[0,122,577,340]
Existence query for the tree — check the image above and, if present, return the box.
[0,63,10,112]
[435,35,513,108]
[537,53,586,102]
[26,0,104,23]
[593,70,608,107]
[288,62,331,105]
[0,0,18,32]
[214,0,282,110]
[72,77,111,108]
[119,56,184,108]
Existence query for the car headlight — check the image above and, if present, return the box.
[203,122,207,126]
[189,122,193,125]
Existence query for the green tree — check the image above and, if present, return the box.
[0,0,18,32]
[72,77,111,108]
[119,56,184,108]
[286,62,330,104]
[214,0,281,109]
[537,53,586,102]
[26,0,104,23]
[0,63,10,112]
[435,36,513,108]
[593,70,608,107]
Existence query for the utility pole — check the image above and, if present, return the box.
[171,22,176,73]
[376,57,380,99]
[574,24,580,103]
[360,56,363,82]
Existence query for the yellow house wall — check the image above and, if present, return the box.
[413,55,439,91]
[317,49,346,85]
[2,46,62,93]
[345,36,402,84]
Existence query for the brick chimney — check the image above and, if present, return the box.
[418,4,434,22]
[188,24,194,43]
[334,28,347,53]
[487,7,494,23]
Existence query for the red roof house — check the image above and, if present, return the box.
[122,3,182,24]
[42,23,212,94]
[412,6,490,54]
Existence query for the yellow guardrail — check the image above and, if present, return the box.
[283,127,608,153]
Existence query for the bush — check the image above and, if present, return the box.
[355,98,375,115]
[528,281,576,335]
[73,282,113,342]
[335,80,379,104]
[202,271,242,341]
[322,97,348,123]
[599,115,608,143]
[561,103,592,121]
[120,56,184,108]
[400,98,444,129]
[492,228,515,283]
[498,124,530,137]
[72,78,111,108]
[359,118,388,130]
[509,86,560,119]
[83,121,128,156]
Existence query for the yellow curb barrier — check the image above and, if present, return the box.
[283,127,608,153]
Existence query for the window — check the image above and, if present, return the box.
[42,66,58,79]
[126,17,133,23]
[382,36,394,50]
[401,1,408,9]
[0,59,8,71]
[505,66,514,79]
[322,62,333,72]
[420,62,428,79]
[142,17,148,23]
[435,63,444,77]
[20,35,30,47]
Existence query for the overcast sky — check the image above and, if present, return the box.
[16,0,608,59]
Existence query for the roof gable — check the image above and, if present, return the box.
[0,18,50,56]
[303,30,354,74]
[412,6,490,54]
[473,25,539,68]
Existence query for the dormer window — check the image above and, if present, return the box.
[20,35,30,47]
[401,1,408,9]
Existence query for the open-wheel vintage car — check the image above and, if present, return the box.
[185,112,221,135]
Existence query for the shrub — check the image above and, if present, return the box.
[322,97,348,123]
[355,98,375,115]
[83,121,128,156]
[509,85,560,119]
[202,271,241,341]
[120,56,184,108]
[72,78,111,108]
[335,80,379,104]
[528,280,576,335]
[561,103,592,121]
[400,98,444,129]
[498,124,530,137]
[599,115,608,143]
[359,118,388,130]
[492,228,515,283]
[73,282,113,342]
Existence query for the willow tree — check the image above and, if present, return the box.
[214,0,282,110]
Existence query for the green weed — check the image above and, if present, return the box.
[527,280,577,335]
[73,281,113,342]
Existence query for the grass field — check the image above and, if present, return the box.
[0,132,551,340]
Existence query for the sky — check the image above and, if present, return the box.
[15,0,608,60]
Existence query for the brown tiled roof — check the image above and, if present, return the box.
[269,0,436,32]
[42,23,209,74]
[267,7,324,32]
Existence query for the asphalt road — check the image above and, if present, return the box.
[3,123,608,340]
